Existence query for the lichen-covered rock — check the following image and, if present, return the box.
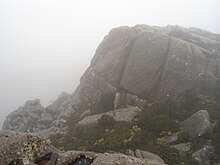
[180,110,213,139]
[0,131,54,164]
[0,131,165,165]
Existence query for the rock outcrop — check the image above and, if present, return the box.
[78,24,220,105]
[2,99,45,132]
[0,131,165,165]
[3,25,220,135]
[56,25,220,134]
[2,92,73,135]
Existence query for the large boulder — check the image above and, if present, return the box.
[76,106,141,127]
[85,25,220,102]
[0,131,165,165]
[180,110,213,139]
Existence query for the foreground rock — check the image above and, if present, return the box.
[0,131,165,165]
[180,110,213,139]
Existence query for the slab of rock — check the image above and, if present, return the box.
[171,143,191,158]
[192,146,213,165]
[77,106,141,127]
[180,110,213,139]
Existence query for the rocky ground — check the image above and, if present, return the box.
[0,131,165,165]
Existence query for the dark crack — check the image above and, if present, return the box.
[35,152,58,165]
[68,154,94,165]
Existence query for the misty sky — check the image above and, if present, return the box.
[0,0,220,127]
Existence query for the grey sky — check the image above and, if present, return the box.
[0,0,220,127]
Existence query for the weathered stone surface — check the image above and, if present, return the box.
[180,110,213,139]
[2,99,44,132]
[0,131,55,164]
[40,112,53,124]
[171,143,191,158]
[2,92,73,135]
[89,25,220,101]
[126,149,135,157]
[0,131,165,165]
[92,153,148,165]
[77,106,141,127]
[134,149,166,165]
[192,145,213,165]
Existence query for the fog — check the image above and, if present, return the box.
[0,0,220,127]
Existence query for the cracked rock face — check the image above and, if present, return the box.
[86,25,220,101]
[0,131,164,165]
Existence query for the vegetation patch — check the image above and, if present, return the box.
[50,95,220,164]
